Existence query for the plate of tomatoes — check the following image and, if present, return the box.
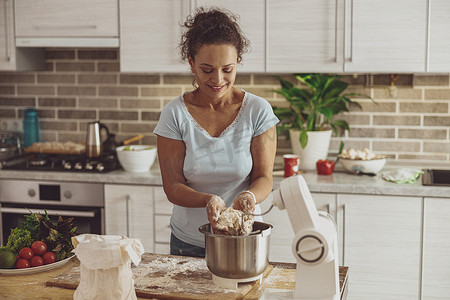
[0,241,75,275]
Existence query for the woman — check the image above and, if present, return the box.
[153,7,279,257]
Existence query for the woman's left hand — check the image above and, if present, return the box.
[232,192,256,214]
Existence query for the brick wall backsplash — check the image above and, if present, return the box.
[0,49,449,162]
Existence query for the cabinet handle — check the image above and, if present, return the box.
[3,0,10,62]
[319,204,330,214]
[334,0,338,62]
[349,0,353,62]
[33,25,97,30]
[343,0,354,63]
[125,194,130,237]
[425,0,431,72]
[342,204,346,265]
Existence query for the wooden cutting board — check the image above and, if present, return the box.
[46,253,273,299]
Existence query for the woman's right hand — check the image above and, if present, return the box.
[206,195,226,232]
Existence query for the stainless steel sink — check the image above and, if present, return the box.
[422,169,450,186]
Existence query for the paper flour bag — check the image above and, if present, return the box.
[72,234,145,300]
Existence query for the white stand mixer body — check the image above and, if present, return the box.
[271,175,340,300]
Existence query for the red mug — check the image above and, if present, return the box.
[283,154,300,177]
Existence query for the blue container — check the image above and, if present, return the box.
[23,108,40,147]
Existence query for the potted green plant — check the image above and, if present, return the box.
[272,73,370,170]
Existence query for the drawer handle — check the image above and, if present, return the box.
[125,194,130,237]
[33,25,98,30]
[342,204,346,265]
[0,207,95,218]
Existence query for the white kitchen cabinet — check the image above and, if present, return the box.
[428,0,450,72]
[120,0,190,73]
[337,194,422,300]
[267,0,344,73]
[153,186,173,254]
[422,197,450,300]
[0,0,44,71]
[104,184,155,252]
[344,0,427,73]
[120,0,264,73]
[195,0,265,73]
[14,0,119,47]
[267,0,427,73]
[260,192,337,263]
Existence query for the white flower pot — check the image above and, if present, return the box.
[289,129,332,171]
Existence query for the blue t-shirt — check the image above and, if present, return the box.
[153,91,279,247]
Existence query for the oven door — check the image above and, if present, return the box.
[0,203,104,245]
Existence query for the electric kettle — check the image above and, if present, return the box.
[86,121,110,158]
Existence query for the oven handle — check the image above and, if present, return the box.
[0,207,96,218]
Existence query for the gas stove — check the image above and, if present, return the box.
[0,153,121,173]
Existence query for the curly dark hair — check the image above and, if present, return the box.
[179,7,250,63]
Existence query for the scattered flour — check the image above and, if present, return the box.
[132,256,236,295]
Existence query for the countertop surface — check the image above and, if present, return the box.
[0,159,449,198]
[0,254,349,300]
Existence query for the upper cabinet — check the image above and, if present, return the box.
[14,0,119,47]
[344,0,427,73]
[428,0,450,72]
[0,0,44,71]
[195,0,265,73]
[268,0,428,73]
[5,0,450,73]
[120,0,264,73]
[267,0,344,73]
[120,0,190,73]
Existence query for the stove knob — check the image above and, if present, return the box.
[75,162,83,170]
[64,190,72,199]
[64,162,72,169]
[28,189,36,197]
[96,163,105,171]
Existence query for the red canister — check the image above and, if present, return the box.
[283,154,300,177]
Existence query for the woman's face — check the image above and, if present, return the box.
[189,44,238,100]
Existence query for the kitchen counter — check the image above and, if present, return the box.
[0,159,449,198]
[0,254,348,299]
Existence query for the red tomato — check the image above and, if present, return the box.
[42,251,56,265]
[19,247,34,260]
[31,241,47,256]
[16,258,31,269]
[316,160,336,175]
[30,256,44,267]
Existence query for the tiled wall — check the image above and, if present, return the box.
[0,49,449,162]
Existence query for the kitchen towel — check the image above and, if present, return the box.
[72,234,145,300]
[380,168,424,184]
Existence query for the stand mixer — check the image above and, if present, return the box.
[262,175,340,300]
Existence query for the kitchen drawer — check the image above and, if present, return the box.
[14,0,119,47]
[154,187,173,214]
[154,243,170,255]
[154,214,171,243]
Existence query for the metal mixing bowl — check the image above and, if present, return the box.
[198,221,272,279]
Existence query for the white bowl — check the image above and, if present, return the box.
[340,158,386,174]
[116,145,157,172]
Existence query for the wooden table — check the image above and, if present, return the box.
[0,254,348,299]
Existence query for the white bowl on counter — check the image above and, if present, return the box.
[340,158,386,174]
[116,145,156,172]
